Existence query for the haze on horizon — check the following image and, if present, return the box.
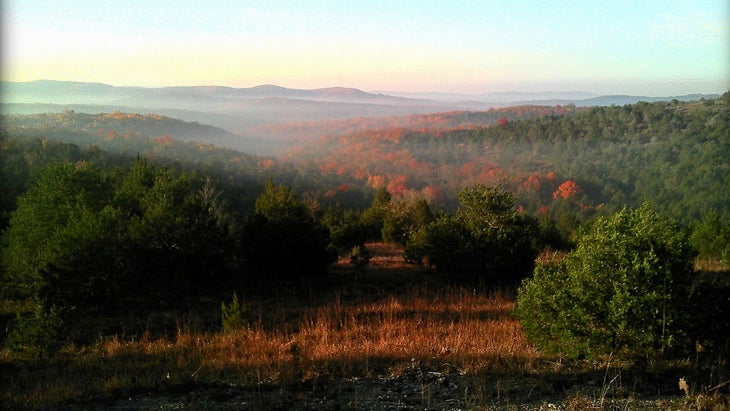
[2,0,728,97]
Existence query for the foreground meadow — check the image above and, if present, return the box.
[1,243,727,410]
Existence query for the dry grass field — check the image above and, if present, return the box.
[1,243,728,410]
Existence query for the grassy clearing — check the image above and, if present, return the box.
[1,243,728,410]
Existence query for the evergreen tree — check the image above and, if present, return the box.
[1,161,112,299]
[517,204,696,358]
[359,188,391,241]
[690,210,730,265]
[240,181,335,281]
[406,185,539,285]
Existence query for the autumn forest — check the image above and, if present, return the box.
[1,90,729,409]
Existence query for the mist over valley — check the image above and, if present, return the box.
[2,79,721,155]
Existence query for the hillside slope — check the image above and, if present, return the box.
[3,94,727,225]
[286,94,730,223]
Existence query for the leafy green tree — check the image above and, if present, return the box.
[119,161,233,307]
[40,205,128,311]
[1,161,112,298]
[406,185,539,285]
[516,204,696,358]
[5,301,64,359]
[240,181,335,281]
[455,185,540,284]
[321,206,368,250]
[689,210,730,265]
[254,179,309,222]
[1,159,235,313]
[359,188,391,241]
[405,215,475,272]
[455,184,516,236]
[0,135,32,228]
[382,198,434,245]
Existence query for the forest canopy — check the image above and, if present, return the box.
[3,94,728,229]
[287,94,729,224]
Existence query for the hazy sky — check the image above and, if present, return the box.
[3,0,728,95]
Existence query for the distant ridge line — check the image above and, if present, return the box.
[4,79,721,107]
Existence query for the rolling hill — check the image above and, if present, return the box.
[3,93,727,226]
[3,81,719,155]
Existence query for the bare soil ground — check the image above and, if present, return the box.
[100,368,682,411]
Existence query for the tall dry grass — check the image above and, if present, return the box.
[7,243,725,409]
[104,286,536,378]
[1,283,537,408]
[215,287,534,375]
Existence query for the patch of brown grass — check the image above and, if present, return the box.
[3,243,727,409]
[1,281,535,408]
[110,285,534,379]
[694,257,730,273]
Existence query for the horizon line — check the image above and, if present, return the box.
[4,78,728,99]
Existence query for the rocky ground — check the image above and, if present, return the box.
[99,365,682,411]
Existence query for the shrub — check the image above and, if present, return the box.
[6,302,64,358]
[405,215,475,272]
[406,185,539,285]
[240,181,335,281]
[516,204,695,358]
[221,292,248,332]
[689,209,730,266]
[349,245,371,272]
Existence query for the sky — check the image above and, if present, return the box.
[2,0,728,96]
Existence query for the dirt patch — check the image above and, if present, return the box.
[98,365,679,411]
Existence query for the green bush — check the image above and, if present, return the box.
[405,185,539,285]
[240,181,335,281]
[689,209,730,266]
[349,245,371,272]
[6,302,63,359]
[405,215,475,272]
[221,292,248,332]
[516,204,695,358]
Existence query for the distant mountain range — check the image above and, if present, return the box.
[3,80,719,109]
[375,90,600,104]
[2,80,436,108]
[379,89,721,107]
[2,81,474,135]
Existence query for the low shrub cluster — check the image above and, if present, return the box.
[517,203,728,361]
